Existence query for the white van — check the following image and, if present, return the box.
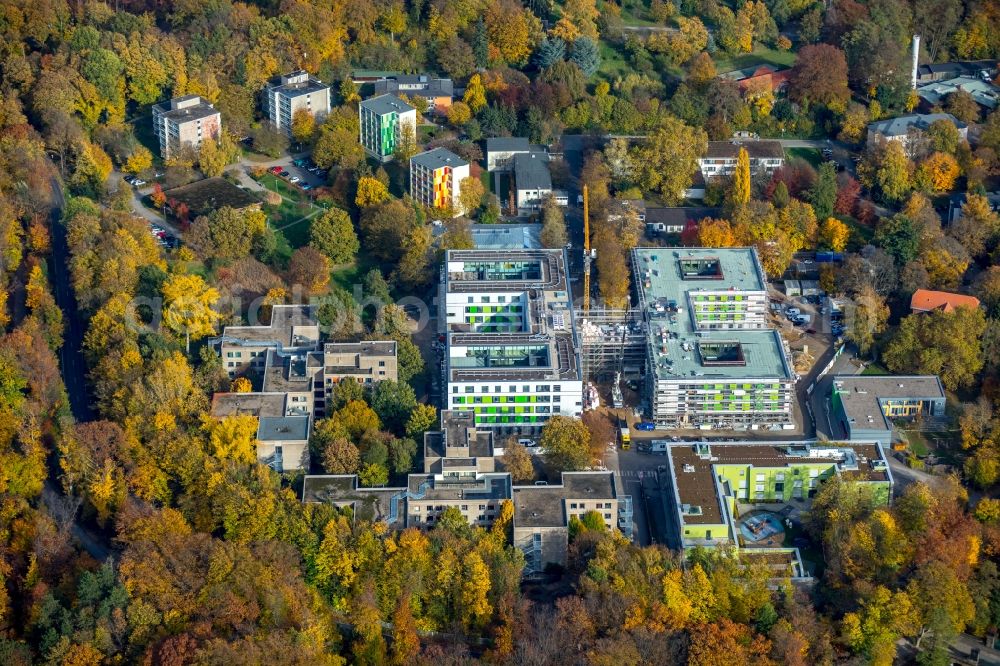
[785,307,801,317]
[518,438,537,448]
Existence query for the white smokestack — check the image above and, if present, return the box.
[911,35,920,90]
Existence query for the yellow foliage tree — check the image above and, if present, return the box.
[124,145,153,175]
[549,17,580,43]
[162,273,221,352]
[25,264,46,311]
[230,376,253,393]
[447,100,472,127]
[916,151,960,192]
[731,147,751,207]
[202,414,259,464]
[463,74,487,113]
[355,176,391,208]
[819,217,850,252]
[461,551,493,629]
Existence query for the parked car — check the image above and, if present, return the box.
[279,170,290,178]
[269,166,282,175]
[289,176,301,184]
[635,421,655,431]
[293,159,307,167]
[123,175,135,185]
[301,184,312,191]
[132,179,146,187]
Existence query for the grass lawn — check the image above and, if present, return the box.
[901,430,931,457]
[617,6,658,26]
[598,41,631,81]
[256,173,323,248]
[786,147,822,168]
[712,46,796,74]
[861,362,891,376]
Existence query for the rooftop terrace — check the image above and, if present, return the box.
[445,249,569,293]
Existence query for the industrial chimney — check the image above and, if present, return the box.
[911,35,920,90]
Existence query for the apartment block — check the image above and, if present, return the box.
[831,375,946,445]
[152,95,222,159]
[633,248,795,430]
[302,412,627,573]
[698,140,784,181]
[409,148,469,214]
[665,441,892,578]
[359,94,417,162]
[866,113,968,157]
[264,71,331,137]
[441,249,583,434]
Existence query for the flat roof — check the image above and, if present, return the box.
[632,248,791,381]
[513,472,617,528]
[220,305,320,348]
[324,341,397,356]
[833,375,945,431]
[445,248,569,293]
[360,93,414,116]
[267,71,330,97]
[669,442,889,525]
[411,147,468,171]
[153,96,219,122]
[918,77,1000,108]
[513,153,552,191]
[163,178,259,216]
[261,350,315,394]
[258,415,309,441]
[705,140,783,160]
[470,223,541,249]
[210,392,286,418]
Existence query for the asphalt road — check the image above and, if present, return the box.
[48,178,93,422]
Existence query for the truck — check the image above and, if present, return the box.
[618,419,631,450]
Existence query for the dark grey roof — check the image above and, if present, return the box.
[373,76,454,97]
[513,153,552,191]
[257,416,310,441]
[868,113,967,138]
[411,147,468,170]
[486,137,531,153]
[361,94,415,116]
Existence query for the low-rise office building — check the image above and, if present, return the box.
[442,249,583,433]
[485,137,547,172]
[664,441,892,578]
[832,375,946,445]
[372,74,454,113]
[264,71,331,137]
[698,141,784,182]
[210,389,311,473]
[410,147,470,214]
[218,305,321,378]
[359,94,417,162]
[152,95,221,159]
[633,248,795,430]
[316,341,398,415]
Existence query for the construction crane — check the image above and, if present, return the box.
[582,184,591,313]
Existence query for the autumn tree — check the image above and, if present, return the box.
[309,208,359,264]
[541,416,592,471]
[789,44,850,110]
[697,218,737,247]
[847,286,889,357]
[458,175,485,216]
[287,247,332,295]
[638,116,708,204]
[162,273,221,352]
[291,107,317,145]
[540,196,568,248]
[915,152,960,192]
[501,440,534,482]
[884,307,986,390]
[463,74,487,113]
[818,217,850,252]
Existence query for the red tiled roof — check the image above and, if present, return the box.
[910,289,981,313]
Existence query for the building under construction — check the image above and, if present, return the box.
[575,306,646,381]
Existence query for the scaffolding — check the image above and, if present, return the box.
[575,306,646,381]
